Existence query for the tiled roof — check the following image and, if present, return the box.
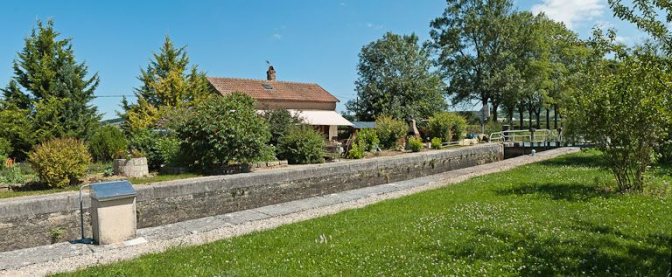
[207,77,339,103]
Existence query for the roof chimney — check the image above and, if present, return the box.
[266,66,276,81]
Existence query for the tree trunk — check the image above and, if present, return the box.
[492,104,499,123]
[482,98,489,125]
[535,111,541,129]
[518,103,525,130]
[545,108,550,129]
[554,104,559,129]
[507,108,514,125]
[528,108,533,130]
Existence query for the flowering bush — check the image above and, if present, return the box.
[30,138,91,188]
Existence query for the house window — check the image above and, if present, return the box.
[262,84,273,90]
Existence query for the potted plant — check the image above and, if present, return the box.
[113,149,149,178]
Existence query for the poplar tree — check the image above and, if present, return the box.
[428,0,514,122]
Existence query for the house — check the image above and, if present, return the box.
[207,66,353,140]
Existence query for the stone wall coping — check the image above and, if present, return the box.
[0,143,501,219]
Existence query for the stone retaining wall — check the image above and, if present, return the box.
[113,157,149,178]
[0,144,502,252]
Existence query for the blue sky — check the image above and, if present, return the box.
[0,0,648,119]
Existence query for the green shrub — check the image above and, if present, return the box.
[173,93,272,171]
[375,116,407,149]
[348,142,365,159]
[129,130,158,167]
[356,128,379,152]
[426,112,467,142]
[277,126,325,164]
[156,136,182,167]
[88,125,128,161]
[29,138,91,188]
[409,137,423,152]
[0,166,26,184]
[129,130,182,169]
[431,137,442,149]
[263,109,303,146]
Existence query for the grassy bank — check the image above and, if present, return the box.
[58,150,672,276]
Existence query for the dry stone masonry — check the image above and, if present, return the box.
[0,144,502,251]
[113,157,149,178]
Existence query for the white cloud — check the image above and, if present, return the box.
[273,33,282,39]
[595,19,614,29]
[615,36,629,43]
[339,2,346,6]
[531,0,605,29]
[366,22,383,30]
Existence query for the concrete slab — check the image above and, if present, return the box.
[174,216,232,234]
[223,209,271,225]
[0,242,90,270]
[254,202,303,217]
[136,223,190,241]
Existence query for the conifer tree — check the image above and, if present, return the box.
[121,36,212,133]
[0,19,100,154]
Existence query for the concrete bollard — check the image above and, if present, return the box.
[90,181,137,245]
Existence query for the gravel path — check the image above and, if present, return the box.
[2,147,580,277]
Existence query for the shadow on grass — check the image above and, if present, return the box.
[425,223,670,276]
[10,181,51,191]
[538,151,609,169]
[494,182,615,202]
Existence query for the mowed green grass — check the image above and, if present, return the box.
[58,150,672,276]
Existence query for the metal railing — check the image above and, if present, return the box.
[488,129,560,144]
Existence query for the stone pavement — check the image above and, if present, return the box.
[0,147,580,276]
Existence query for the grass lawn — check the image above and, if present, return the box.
[58,150,671,276]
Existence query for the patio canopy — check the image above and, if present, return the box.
[256,109,353,126]
[287,110,353,126]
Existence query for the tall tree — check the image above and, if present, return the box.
[1,19,100,144]
[121,36,212,133]
[610,0,672,55]
[346,32,446,121]
[0,101,33,159]
[609,0,672,170]
[567,35,671,191]
[544,20,586,129]
[429,0,514,122]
